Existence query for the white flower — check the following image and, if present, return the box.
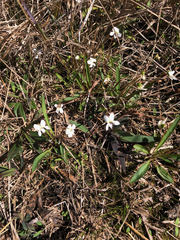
[34,120,50,136]
[87,58,96,68]
[76,0,81,3]
[104,112,120,131]
[168,70,177,80]
[66,124,76,138]
[32,48,42,59]
[54,104,63,114]
[75,55,80,60]
[158,119,167,128]
[104,76,111,84]
[141,71,146,81]
[110,27,122,39]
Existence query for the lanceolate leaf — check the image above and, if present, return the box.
[130,160,150,183]
[32,149,51,172]
[115,130,155,143]
[0,166,16,177]
[175,217,179,237]
[115,66,120,91]
[41,95,54,135]
[7,142,22,162]
[154,115,180,153]
[133,144,149,154]
[13,102,21,117]
[63,94,80,102]
[18,103,26,120]
[156,165,173,183]
[85,57,91,88]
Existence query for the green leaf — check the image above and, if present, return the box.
[36,221,43,226]
[41,95,54,135]
[13,102,21,117]
[115,130,155,143]
[154,115,180,153]
[85,57,91,88]
[158,156,173,164]
[159,153,180,163]
[69,120,89,133]
[115,67,120,91]
[63,94,80,102]
[56,73,64,82]
[33,230,43,238]
[28,99,36,110]
[133,144,149,154]
[0,166,16,177]
[156,165,173,183]
[12,102,26,120]
[10,81,16,92]
[147,0,151,7]
[175,217,179,237]
[18,103,26,120]
[32,149,51,172]
[29,131,47,142]
[170,154,180,161]
[7,142,22,162]
[130,160,150,183]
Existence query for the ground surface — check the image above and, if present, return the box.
[0,0,180,239]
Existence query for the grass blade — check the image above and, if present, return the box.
[0,166,16,177]
[154,115,180,153]
[63,94,80,102]
[7,142,22,162]
[175,217,179,237]
[85,57,91,88]
[41,94,54,135]
[18,103,26,120]
[13,102,21,117]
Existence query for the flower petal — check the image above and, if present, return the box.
[38,130,42,136]
[109,112,115,121]
[106,124,109,131]
[40,120,46,127]
[113,120,120,126]
[68,132,73,138]
[106,123,112,131]
[34,124,40,131]
[104,115,109,123]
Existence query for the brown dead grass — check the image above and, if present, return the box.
[0,0,180,239]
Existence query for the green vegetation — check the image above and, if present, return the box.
[0,0,179,239]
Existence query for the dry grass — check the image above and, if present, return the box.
[0,0,180,239]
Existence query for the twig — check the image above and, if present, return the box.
[130,0,180,32]
[78,0,96,41]
[16,0,48,40]
[85,138,97,187]
[0,58,31,86]
[125,221,149,240]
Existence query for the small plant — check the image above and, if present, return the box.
[125,115,180,183]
